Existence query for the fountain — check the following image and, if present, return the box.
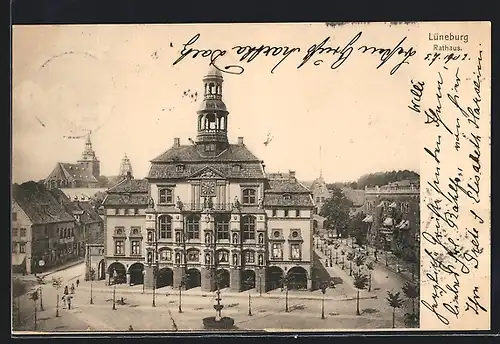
[202,287,235,329]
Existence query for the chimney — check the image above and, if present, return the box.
[238,137,244,145]
[173,137,180,148]
[289,170,296,180]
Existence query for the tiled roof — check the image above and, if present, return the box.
[148,162,265,180]
[49,188,71,204]
[103,194,149,206]
[151,144,261,163]
[264,194,314,207]
[45,163,98,183]
[13,182,76,225]
[107,179,148,193]
[63,201,102,224]
[266,179,311,194]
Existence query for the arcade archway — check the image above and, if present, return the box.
[157,268,173,288]
[266,266,284,291]
[128,263,144,285]
[216,269,230,289]
[242,270,256,291]
[186,268,201,289]
[287,266,308,290]
[97,259,106,280]
[107,262,126,285]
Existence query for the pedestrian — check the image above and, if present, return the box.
[71,283,75,294]
[62,295,67,309]
[64,285,69,295]
[76,279,80,288]
[67,296,72,310]
[128,325,134,331]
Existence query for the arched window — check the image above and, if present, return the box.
[216,214,230,240]
[205,253,211,265]
[232,253,238,266]
[242,216,256,240]
[242,188,257,204]
[186,215,200,240]
[175,232,181,243]
[159,188,173,204]
[187,249,200,262]
[244,250,255,264]
[218,250,229,263]
[159,215,172,239]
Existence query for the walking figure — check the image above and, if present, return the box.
[62,295,67,309]
[76,279,80,288]
[64,285,69,295]
[71,283,75,294]
[67,296,72,310]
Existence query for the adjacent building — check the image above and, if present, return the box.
[12,182,77,274]
[362,179,420,261]
[100,67,315,293]
[44,133,101,190]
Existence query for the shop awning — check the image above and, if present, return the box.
[389,202,397,208]
[363,215,374,223]
[383,217,394,226]
[12,254,26,266]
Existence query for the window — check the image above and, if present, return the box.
[159,188,174,204]
[272,209,277,217]
[283,194,292,201]
[19,243,26,253]
[12,228,18,237]
[242,188,257,204]
[125,209,130,215]
[218,250,229,263]
[186,215,200,240]
[321,197,325,202]
[284,209,289,217]
[134,208,139,215]
[12,243,17,253]
[20,228,26,237]
[258,233,264,244]
[115,209,119,215]
[271,243,283,259]
[175,164,185,172]
[232,164,241,172]
[291,243,301,260]
[131,241,140,255]
[258,254,264,265]
[147,251,153,264]
[187,250,199,262]
[160,249,172,261]
[12,212,17,221]
[159,216,172,239]
[316,197,320,202]
[273,230,281,238]
[291,230,299,238]
[232,253,239,265]
[244,251,255,264]
[175,253,181,264]
[114,240,124,255]
[175,232,181,242]
[205,144,216,152]
[131,227,140,235]
[242,216,255,240]
[216,215,230,240]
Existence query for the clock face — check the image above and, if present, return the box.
[201,180,216,196]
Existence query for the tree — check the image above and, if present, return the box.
[320,187,352,238]
[29,291,39,330]
[365,261,374,292]
[348,212,367,247]
[346,252,355,276]
[402,281,419,314]
[178,274,190,313]
[352,272,368,315]
[96,176,110,188]
[354,255,366,274]
[386,291,404,328]
[91,191,107,211]
[356,170,419,189]
[319,280,328,319]
[281,275,293,312]
[403,312,419,328]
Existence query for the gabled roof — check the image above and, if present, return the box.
[13,182,75,225]
[266,179,312,194]
[341,187,366,206]
[63,201,102,224]
[264,174,314,207]
[104,178,149,206]
[151,144,261,163]
[148,162,265,180]
[107,179,148,193]
[45,163,98,183]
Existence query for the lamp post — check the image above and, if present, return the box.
[320,281,327,319]
[142,270,146,294]
[89,268,95,304]
[112,270,117,310]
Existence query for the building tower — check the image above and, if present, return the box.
[77,131,100,179]
[118,153,134,180]
[195,66,229,157]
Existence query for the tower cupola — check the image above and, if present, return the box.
[196,66,229,156]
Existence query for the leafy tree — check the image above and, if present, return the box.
[352,272,368,315]
[403,312,419,328]
[91,191,107,211]
[354,255,366,274]
[346,252,355,276]
[386,291,404,328]
[356,170,419,189]
[402,282,419,313]
[348,211,368,247]
[320,187,352,238]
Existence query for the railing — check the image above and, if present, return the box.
[181,203,234,211]
[365,186,420,194]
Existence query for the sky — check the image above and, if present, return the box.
[12,23,421,184]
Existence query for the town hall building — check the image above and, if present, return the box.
[100,67,315,293]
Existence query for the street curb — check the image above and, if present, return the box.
[80,286,378,302]
[41,259,85,279]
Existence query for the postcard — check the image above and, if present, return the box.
[11,21,490,333]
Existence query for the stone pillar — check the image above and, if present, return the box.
[144,266,154,289]
[255,268,266,294]
[201,267,212,292]
[307,278,312,291]
[126,272,131,285]
[230,268,241,292]
[173,266,184,289]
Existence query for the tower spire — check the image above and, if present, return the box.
[82,130,96,160]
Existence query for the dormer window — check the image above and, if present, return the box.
[232,164,241,172]
[175,164,185,172]
[283,194,292,201]
[205,144,216,152]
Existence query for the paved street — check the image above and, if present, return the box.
[12,259,415,332]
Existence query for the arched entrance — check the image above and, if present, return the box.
[216,269,230,289]
[98,259,106,280]
[107,262,126,285]
[128,263,144,286]
[186,268,201,289]
[242,270,256,291]
[157,268,173,288]
[287,266,308,290]
[266,266,284,291]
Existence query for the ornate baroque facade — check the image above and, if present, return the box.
[101,68,315,292]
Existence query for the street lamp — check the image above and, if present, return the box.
[142,270,146,294]
[320,281,327,319]
[112,269,117,310]
[89,268,95,304]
